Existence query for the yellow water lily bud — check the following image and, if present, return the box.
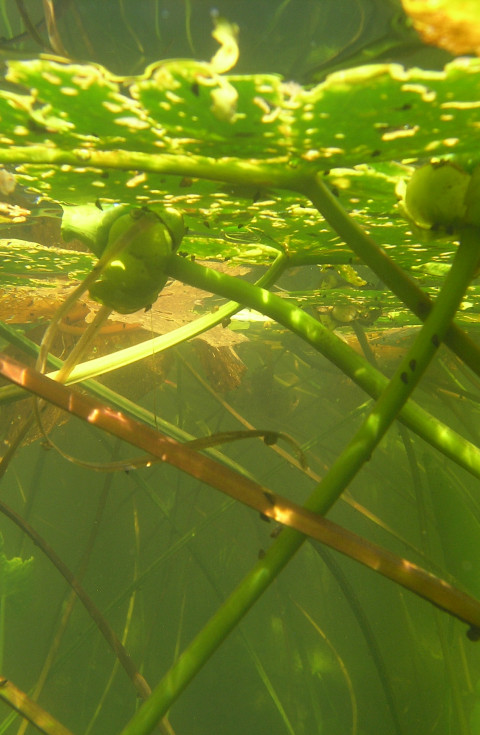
[403,162,471,229]
[89,206,184,314]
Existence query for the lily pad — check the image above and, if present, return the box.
[0,55,478,329]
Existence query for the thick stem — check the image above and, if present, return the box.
[121,227,479,735]
[2,145,479,377]
[303,225,480,513]
[166,255,480,480]
[0,147,307,190]
[300,174,480,381]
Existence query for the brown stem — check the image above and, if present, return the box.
[1,352,480,636]
[0,675,73,735]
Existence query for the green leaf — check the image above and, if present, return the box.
[0,56,479,328]
[0,239,95,289]
[4,56,480,161]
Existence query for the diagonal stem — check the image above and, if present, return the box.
[119,225,480,735]
[166,254,480,481]
[300,173,480,380]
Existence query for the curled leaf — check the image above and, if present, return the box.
[0,533,34,600]
[210,15,239,74]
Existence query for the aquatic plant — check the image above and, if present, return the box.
[1,13,480,735]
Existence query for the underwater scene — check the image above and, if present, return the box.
[1,1,480,734]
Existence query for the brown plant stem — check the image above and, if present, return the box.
[0,675,73,735]
[1,352,480,636]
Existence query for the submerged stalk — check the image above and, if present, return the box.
[167,256,480,481]
[300,173,480,381]
[121,227,480,735]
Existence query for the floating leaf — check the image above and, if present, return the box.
[0,56,479,329]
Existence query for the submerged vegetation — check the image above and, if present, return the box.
[1,2,480,734]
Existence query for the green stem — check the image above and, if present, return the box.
[0,147,308,190]
[300,173,480,381]
[166,254,480,480]
[120,227,479,735]
[302,225,479,512]
[0,250,287,398]
[0,321,269,481]
[1,145,479,375]
[53,249,287,385]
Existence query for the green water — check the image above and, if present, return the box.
[0,2,479,735]
[2,338,480,734]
